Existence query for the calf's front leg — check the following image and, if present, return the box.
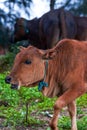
[50,84,86,130]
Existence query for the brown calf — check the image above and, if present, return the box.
[5,39,87,130]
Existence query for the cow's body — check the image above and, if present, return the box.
[12,8,87,49]
[5,39,87,130]
[75,16,87,40]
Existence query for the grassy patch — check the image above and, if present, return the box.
[0,73,87,130]
[0,73,56,127]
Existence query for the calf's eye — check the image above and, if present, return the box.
[24,60,31,65]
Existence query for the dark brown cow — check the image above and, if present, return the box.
[11,8,87,49]
[11,8,75,49]
[5,39,87,130]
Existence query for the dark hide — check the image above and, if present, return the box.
[12,8,87,49]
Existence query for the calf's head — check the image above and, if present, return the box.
[5,46,54,89]
[5,45,57,89]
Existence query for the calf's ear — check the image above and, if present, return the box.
[42,49,57,60]
[37,48,57,60]
[18,46,26,51]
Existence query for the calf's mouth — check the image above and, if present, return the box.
[5,75,43,90]
[5,76,20,90]
[11,84,20,90]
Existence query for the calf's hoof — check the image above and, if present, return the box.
[49,122,58,130]
[50,127,58,130]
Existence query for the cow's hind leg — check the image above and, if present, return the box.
[50,84,86,130]
[68,101,77,130]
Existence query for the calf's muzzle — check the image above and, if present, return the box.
[5,76,19,90]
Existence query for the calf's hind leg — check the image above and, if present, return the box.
[68,101,77,130]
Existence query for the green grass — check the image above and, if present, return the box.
[0,73,56,127]
[0,73,87,130]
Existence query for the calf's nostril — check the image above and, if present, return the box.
[5,76,11,84]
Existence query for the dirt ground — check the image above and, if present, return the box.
[0,115,49,130]
[0,107,87,130]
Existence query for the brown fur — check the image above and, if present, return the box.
[6,39,87,130]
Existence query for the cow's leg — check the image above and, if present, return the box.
[46,24,60,49]
[49,107,60,130]
[50,85,86,130]
[68,101,77,130]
